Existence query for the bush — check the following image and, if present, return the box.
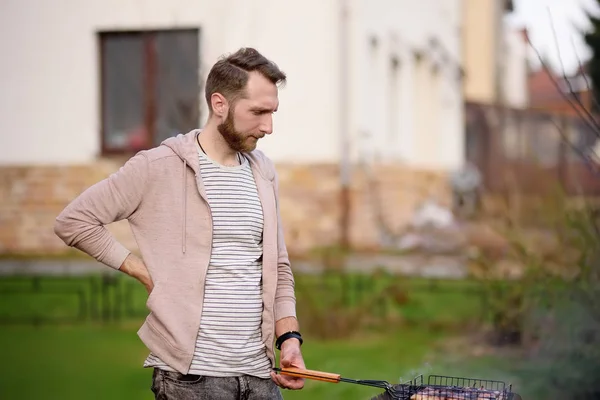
[475,189,600,399]
[294,268,409,339]
[521,201,600,400]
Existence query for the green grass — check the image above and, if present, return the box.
[0,323,534,400]
[0,274,488,328]
[294,274,487,338]
[0,324,445,400]
[280,329,444,400]
[0,273,511,399]
[0,324,152,400]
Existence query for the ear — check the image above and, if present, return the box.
[210,93,229,118]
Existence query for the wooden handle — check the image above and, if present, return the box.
[277,367,341,383]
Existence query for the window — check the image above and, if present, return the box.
[99,29,200,154]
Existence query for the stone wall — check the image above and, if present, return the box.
[0,159,451,257]
[276,163,452,254]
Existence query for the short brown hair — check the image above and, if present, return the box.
[205,47,286,113]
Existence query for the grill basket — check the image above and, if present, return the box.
[274,368,522,400]
[371,374,521,400]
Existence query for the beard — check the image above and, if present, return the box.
[217,109,258,153]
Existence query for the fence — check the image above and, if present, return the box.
[0,271,489,330]
[465,101,600,196]
[0,274,149,325]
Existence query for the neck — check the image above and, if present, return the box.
[198,119,240,166]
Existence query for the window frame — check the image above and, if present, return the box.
[97,28,201,156]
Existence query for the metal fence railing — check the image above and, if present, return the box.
[0,274,149,325]
[465,101,600,196]
[0,272,490,328]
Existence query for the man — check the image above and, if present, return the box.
[54,47,305,399]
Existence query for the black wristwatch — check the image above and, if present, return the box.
[275,331,303,350]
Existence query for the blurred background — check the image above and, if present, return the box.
[1,0,600,399]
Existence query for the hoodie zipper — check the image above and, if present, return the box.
[195,172,214,261]
[181,169,214,374]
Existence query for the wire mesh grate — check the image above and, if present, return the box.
[427,374,507,392]
[403,374,424,387]
[406,374,512,399]
[369,373,519,399]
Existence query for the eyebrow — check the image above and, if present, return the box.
[250,106,278,113]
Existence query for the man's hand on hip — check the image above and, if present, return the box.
[270,339,306,390]
[120,254,154,294]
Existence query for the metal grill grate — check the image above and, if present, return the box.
[409,374,512,399]
[274,367,521,400]
[428,374,507,391]
[376,374,518,399]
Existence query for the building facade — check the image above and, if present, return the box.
[462,0,529,109]
[1,0,466,256]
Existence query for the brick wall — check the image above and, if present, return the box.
[276,163,452,254]
[0,160,451,257]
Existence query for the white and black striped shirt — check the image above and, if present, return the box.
[144,145,270,378]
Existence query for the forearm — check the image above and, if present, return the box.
[274,232,297,321]
[54,206,131,269]
[275,316,300,337]
[120,253,153,292]
[54,152,148,269]
[275,316,302,352]
[273,170,301,341]
[274,249,301,346]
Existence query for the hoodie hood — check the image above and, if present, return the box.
[159,129,276,254]
[160,129,275,181]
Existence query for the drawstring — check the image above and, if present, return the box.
[182,159,187,254]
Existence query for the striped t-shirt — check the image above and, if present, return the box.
[143,145,270,378]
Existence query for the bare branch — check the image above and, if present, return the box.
[546,7,600,137]
[527,34,600,141]
[570,34,599,112]
[519,8,600,180]
[549,118,600,178]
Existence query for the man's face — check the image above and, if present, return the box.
[218,71,279,152]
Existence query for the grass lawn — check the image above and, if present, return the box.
[0,324,152,400]
[0,323,448,400]
[0,273,527,399]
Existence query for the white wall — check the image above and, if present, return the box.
[348,0,465,170]
[0,0,340,165]
[501,24,530,109]
[1,0,465,170]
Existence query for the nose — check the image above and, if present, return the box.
[260,114,273,135]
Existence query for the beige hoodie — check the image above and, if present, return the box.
[54,129,296,374]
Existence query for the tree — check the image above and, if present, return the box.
[583,1,600,113]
